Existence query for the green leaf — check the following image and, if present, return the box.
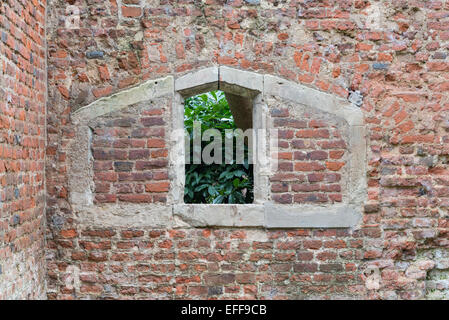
[213,195,225,204]
[194,184,208,192]
[208,185,217,196]
[233,170,246,177]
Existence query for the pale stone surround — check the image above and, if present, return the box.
[69,66,367,229]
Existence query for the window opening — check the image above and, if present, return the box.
[184,90,254,204]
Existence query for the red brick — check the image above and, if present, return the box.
[294,162,326,171]
[121,6,142,17]
[145,182,170,193]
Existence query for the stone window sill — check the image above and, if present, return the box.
[173,204,361,229]
[73,203,362,229]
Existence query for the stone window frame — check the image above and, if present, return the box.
[171,66,269,207]
[68,66,366,229]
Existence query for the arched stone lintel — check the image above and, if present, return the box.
[71,66,362,128]
[263,75,363,126]
[72,75,174,124]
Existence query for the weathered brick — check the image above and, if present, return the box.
[32,0,449,302]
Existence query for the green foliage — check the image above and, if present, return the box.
[184,91,235,133]
[184,91,254,204]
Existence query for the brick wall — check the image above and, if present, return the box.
[44,0,449,300]
[269,98,348,205]
[48,227,364,299]
[92,101,171,205]
[0,0,47,299]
